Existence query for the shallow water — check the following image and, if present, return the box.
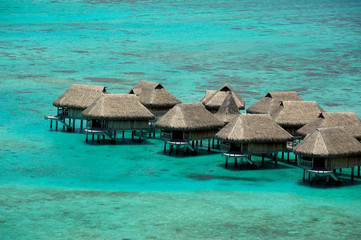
[1,0,361,239]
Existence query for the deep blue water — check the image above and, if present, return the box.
[1,0,361,239]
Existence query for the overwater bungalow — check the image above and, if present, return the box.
[46,84,107,131]
[128,80,181,119]
[296,112,361,141]
[214,92,241,126]
[155,102,224,153]
[215,114,293,168]
[201,83,245,113]
[294,128,361,184]
[270,101,324,137]
[246,91,303,114]
[82,94,154,142]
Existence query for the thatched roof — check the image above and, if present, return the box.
[128,80,181,108]
[53,84,107,109]
[214,92,240,125]
[247,91,303,114]
[216,114,293,143]
[82,94,154,120]
[201,83,245,110]
[270,101,324,128]
[293,128,361,158]
[297,112,361,139]
[155,102,224,131]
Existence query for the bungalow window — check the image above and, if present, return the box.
[172,131,184,140]
[92,120,101,128]
[313,158,326,169]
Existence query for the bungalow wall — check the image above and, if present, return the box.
[326,156,361,169]
[87,119,150,130]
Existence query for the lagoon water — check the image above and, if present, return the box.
[1,0,361,239]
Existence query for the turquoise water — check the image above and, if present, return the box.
[1,0,361,239]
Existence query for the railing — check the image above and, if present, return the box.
[160,132,172,140]
[298,158,312,169]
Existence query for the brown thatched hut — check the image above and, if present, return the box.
[46,84,107,131]
[128,80,181,118]
[247,91,303,114]
[270,101,324,136]
[155,103,224,153]
[294,128,361,184]
[214,92,241,126]
[201,83,245,113]
[216,114,293,167]
[82,94,154,142]
[296,112,361,140]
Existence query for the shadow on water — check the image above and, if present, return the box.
[186,172,274,182]
[84,138,154,146]
[217,160,292,172]
[296,175,361,189]
[157,148,221,158]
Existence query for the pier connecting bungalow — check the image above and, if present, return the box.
[201,83,245,113]
[46,84,107,131]
[214,92,241,126]
[294,128,361,184]
[246,91,303,114]
[128,80,181,119]
[155,103,224,153]
[215,114,293,168]
[296,112,361,141]
[82,94,154,142]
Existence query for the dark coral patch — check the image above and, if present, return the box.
[84,77,124,83]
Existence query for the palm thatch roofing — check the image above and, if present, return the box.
[297,112,361,139]
[216,114,293,143]
[128,80,181,108]
[53,84,107,109]
[155,103,224,131]
[293,128,361,158]
[214,92,240,125]
[270,101,324,127]
[247,91,303,114]
[82,94,154,120]
[201,83,245,110]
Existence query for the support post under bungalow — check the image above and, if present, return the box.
[55,121,58,131]
[80,120,83,130]
[97,135,100,142]
[73,119,75,131]
[139,131,141,143]
[208,139,211,152]
[262,154,265,166]
[295,154,298,164]
[212,138,215,148]
[287,152,290,163]
[86,133,88,142]
[50,119,53,129]
[163,141,167,152]
[358,166,360,177]
[351,167,354,182]
[225,157,228,168]
[303,169,306,181]
[274,153,278,167]
[114,131,117,139]
[123,131,125,138]
[234,158,237,167]
[131,131,134,140]
[281,152,284,160]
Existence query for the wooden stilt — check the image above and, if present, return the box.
[102,135,105,140]
[122,131,125,138]
[153,130,156,138]
[86,133,88,142]
[200,140,203,146]
[358,166,360,177]
[97,135,100,142]
[139,131,141,143]
[50,119,53,129]
[92,134,94,140]
[234,158,237,167]
[262,154,265,165]
[149,130,151,138]
[351,167,354,182]
[192,141,195,148]
[170,145,173,153]
[212,138,215,148]
[303,169,305,181]
[308,172,311,181]
[225,157,228,168]
[208,139,211,152]
[287,152,290,163]
[340,168,342,173]
[164,141,167,152]
[327,175,330,184]
[55,121,58,131]
[281,152,284,160]
[275,156,278,167]
[131,131,134,140]
[295,154,298,164]
[80,120,83,130]
[72,119,75,131]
